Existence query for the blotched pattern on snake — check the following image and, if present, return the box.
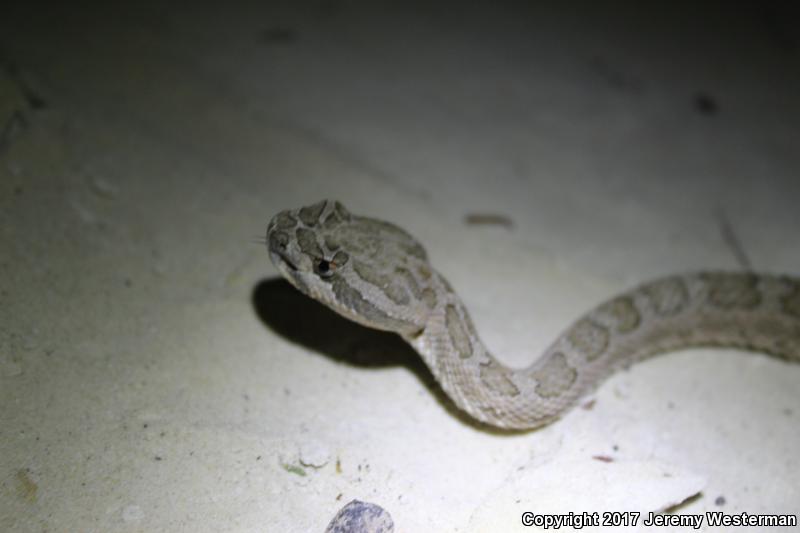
[267,200,800,430]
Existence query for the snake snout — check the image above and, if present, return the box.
[266,224,302,273]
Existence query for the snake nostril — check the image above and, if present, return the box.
[269,231,290,252]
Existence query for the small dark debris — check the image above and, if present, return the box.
[592,455,614,463]
[143,423,148,429]
[664,492,701,513]
[581,399,596,410]
[159,431,165,437]
[336,493,343,501]
[693,92,718,115]
[612,445,619,452]
[260,27,297,45]
[154,456,162,461]
[256,455,261,461]
[715,495,726,506]
[282,462,306,477]
[464,213,514,230]
[716,208,752,270]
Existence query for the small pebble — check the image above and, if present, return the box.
[325,500,394,533]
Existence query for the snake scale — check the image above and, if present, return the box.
[267,200,800,430]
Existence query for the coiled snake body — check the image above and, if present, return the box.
[267,200,800,430]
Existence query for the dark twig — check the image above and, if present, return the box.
[715,208,752,271]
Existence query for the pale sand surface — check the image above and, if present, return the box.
[1,2,799,532]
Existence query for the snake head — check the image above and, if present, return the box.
[267,200,352,291]
[266,199,433,335]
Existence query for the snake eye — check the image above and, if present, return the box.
[315,259,334,279]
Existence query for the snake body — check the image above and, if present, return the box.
[267,200,800,430]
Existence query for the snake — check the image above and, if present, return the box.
[267,200,800,431]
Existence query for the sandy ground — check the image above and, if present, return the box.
[1,2,799,532]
